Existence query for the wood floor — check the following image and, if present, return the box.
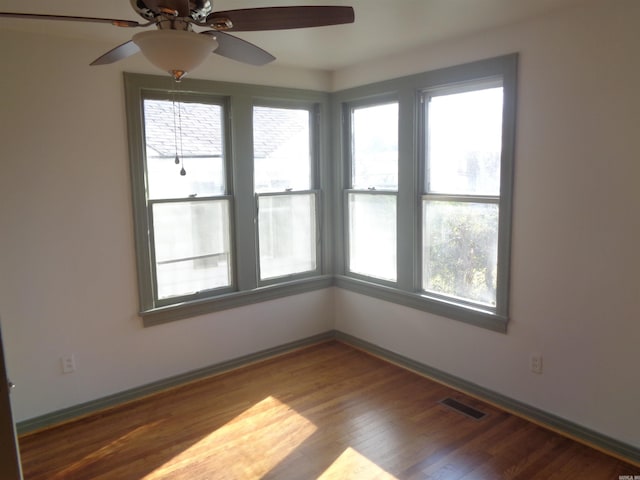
[19,341,637,479]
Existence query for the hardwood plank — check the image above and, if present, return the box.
[18,341,637,479]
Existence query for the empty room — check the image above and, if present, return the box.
[0,0,638,478]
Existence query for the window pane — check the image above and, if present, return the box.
[422,200,498,306]
[258,194,316,280]
[427,87,503,195]
[144,99,225,200]
[352,103,398,190]
[152,200,231,299]
[348,193,396,281]
[254,106,311,193]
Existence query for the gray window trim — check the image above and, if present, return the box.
[125,53,516,331]
[331,53,517,332]
[334,274,507,332]
[124,73,331,327]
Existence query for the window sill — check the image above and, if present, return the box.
[141,274,507,333]
[141,275,333,327]
[333,275,508,333]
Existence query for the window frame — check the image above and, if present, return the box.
[343,96,399,284]
[252,101,322,286]
[124,74,332,326]
[125,54,516,331]
[141,91,235,307]
[332,54,517,332]
[420,78,505,312]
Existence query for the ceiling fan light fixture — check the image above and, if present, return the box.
[133,30,217,80]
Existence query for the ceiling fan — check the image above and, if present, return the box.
[0,0,355,80]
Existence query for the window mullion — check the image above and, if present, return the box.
[396,89,419,292]
[230,95,259,291]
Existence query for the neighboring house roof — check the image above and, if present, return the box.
[143,99,307,159]
[252,106,308,159]
[144,99,224,158]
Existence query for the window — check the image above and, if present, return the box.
[253,105,319,281]
[143,97,232,304]
[125,55,515,330]
[346,102,398,282]
[422,83,503,308]
[125,74,331,326]
[334,54,517,331]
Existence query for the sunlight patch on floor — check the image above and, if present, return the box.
[317,447,398,480]
[143,396,317,479]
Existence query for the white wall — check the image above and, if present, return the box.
[0,30,333,422]
[334,0,640,447]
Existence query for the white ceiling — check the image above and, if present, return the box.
[0,0,589,71]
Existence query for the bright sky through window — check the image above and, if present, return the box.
[428,87,503,196]
[352,102,398,190]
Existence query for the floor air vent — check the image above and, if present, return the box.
[439,397,487,420]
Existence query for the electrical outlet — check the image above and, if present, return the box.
[61,354,76,374]
[530,353,543,374]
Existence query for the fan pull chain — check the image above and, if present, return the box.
[178,92,186,176]
[172,88,180,166]
[172,78,186,176]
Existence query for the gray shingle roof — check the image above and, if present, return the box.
[253,106,308,159]
[144,99,224,157]
[143,100,307,159]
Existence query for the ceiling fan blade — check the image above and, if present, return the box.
[202,31,275,66]
[206,6,354,31]
[90,40,140,66]
[0,12,141,27]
